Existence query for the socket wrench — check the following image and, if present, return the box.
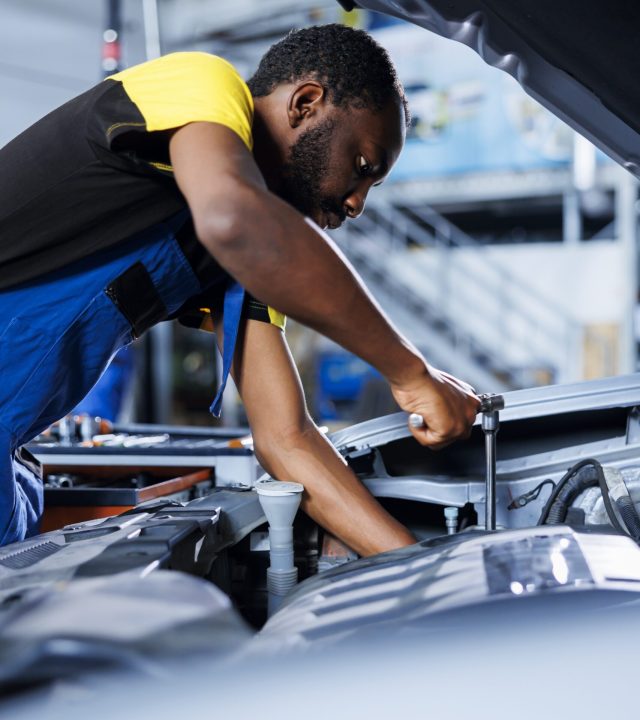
[409,392,505,530]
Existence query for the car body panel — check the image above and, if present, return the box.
[344,0,640,177]
[257,525,640,648]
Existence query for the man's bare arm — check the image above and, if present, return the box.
[227,318,415,556]
[170,122,479,447]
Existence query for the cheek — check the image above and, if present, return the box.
[319,160,353,199]
[318,141,353,192]
[318,175,341,199]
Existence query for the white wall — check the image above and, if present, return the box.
[481,240,625,324]
[0,0,147,148]
[383,237,626,382]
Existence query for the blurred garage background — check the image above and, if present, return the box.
[2,0,637,428]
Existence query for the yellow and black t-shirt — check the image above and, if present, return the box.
[0,52,284,331]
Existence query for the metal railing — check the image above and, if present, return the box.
[335,202,585,387]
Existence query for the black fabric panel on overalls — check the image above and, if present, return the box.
[104,261,168,338]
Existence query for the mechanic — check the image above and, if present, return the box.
[0,24,479,553]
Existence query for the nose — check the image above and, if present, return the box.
[343,184,370,220]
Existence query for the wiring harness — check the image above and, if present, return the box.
[537,458,640,543]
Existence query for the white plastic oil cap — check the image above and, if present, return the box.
[255,479,304,496]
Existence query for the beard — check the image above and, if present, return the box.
[278,118,345,224]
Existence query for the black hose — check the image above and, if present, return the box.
[616,496,640,541]
[538,459,600,525]
[538,458,626,535]
[544,467,598,524]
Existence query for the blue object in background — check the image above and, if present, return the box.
[315,351,380,421]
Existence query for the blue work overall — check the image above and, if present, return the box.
[0,212,243,546]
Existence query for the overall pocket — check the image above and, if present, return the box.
[104,261,168,338]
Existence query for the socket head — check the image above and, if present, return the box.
[478,393,505,413]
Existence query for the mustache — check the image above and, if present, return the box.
[319,198,346,224]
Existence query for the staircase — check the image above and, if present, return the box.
[333,202,582,392]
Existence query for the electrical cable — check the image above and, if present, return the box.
[593,461,626,535]
[538,458,626,535]
[615,497,640,542]
[508,479,555,510]
[538,459,595,525]
[545,467,599,525]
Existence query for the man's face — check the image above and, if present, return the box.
[277,99,405,230]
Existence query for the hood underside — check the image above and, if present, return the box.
[341,0,640,177]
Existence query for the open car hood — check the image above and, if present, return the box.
[339,0,640,177]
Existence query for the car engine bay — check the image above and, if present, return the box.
[1,374,640,699]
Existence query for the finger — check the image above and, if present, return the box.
[408,423,455,450]
[440,372,478,397]
[408,412,474,440]
[423,429,454,450]
[407,423,430,446]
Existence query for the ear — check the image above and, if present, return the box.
[287,81,327,129]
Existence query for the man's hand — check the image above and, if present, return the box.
[391,364,480,450]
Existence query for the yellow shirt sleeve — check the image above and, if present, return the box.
[109,52,254,151]
[267,307,287,330]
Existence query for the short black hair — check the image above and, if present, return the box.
[248,24,410,126]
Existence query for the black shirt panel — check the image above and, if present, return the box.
[0,82,187,290]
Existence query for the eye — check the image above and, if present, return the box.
[357,155,372,176]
